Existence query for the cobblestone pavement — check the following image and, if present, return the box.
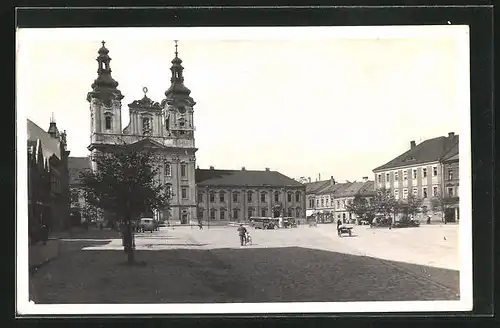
[30,224,460,304]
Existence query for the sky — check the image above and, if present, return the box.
[17,26,469,182]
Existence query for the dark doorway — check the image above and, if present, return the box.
[181,214,188,224]
[273,209,280,218]
[444,208,456,223]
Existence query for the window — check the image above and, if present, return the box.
[219,191,225,203]
[402,188,408,199]
[181,187,188,199]
[394,171,399,181]
[165,163,172,177]
[142,117,151,134]
[336,200,340,208]
[423,187,428,198]
[274,191,279,202]
[197,193,203,203]
[386,173,390,181]
[248,208,254,218]
[105,116,112,130]
[309,198,314,208]
[433,166,438,176]
[377,174,381,183]
[413,188,418,196]
[233,209,239,220]
[181,164,187,178]
[342,200,346,208]
[233,191,239,203]
[448,168,453,180]
[288,208,293,217]
[166,184,172,199]
[433,186,438,197]
[287,192,292,202]
[412,169,417,179]
[316,199,320,207]
[394,189,399,200]
[261,192,266,202]
[197,209,204,219]
[422,167,427,178]
[295,192,300,202]
[295,208,301,217]
[321,199,324,207]
[261,208,267,217]
[209,192,215,203]
[247,191,253,203]
[403,170,408,180]
[220,210,226,221]
[448,187,454,197]
[210,209,216,220]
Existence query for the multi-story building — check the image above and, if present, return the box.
[372,132,459,222]
[27,118,70,233]
[70,40,304,225]
[305,178,331,217]
[305,177,375,223]
[441,144,460,221]
[196,167,305,223]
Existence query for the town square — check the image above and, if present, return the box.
[18,26,469,312]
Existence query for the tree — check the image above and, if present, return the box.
[430,190,458,223]
[345,194,372,223]
[80,147,170,264]
[372,187,398,225]
[397,194,423,221]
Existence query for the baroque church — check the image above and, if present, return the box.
[71,41,305,225]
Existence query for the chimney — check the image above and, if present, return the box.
[410,140,416,149]
[265,167,270,171]
[448,132,455,138]
[318,173,321,181]
[241,167,246,171]
[308,177,311,183]
[362,176,368,182]
[330,176,335,185]
[209,166,214,170]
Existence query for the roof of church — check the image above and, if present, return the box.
[27,119,61,160]
[195,168,304,188]
[68,157,92,185]
[373,134,459,172]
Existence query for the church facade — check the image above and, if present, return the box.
[78,41,305,224]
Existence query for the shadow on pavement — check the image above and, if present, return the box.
[30,246,460,304]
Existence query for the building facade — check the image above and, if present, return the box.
[306,177,375,223]
[27,118,70,233]
[372,132,459,222]
[196,167,306,223]
[86,41,197,223]
[74,40,304,225]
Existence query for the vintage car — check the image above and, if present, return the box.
[249,217,279,229]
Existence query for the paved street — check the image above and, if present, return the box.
[30,224,460,304]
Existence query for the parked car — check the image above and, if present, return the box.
[283,217,298,228]
[394,217,420,228]
[139,218,156,232]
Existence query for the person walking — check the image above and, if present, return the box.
[237,224,247,246]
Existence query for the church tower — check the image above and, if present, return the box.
[87,41,124,147]
[162,41,196,142]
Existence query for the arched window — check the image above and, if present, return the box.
[142,117,151,135]
[219,191,225,203]
[261,191,267,202]
[210,208,217,220]
[247,191,253,203]
[295,191,300,202]
[209,192,215,203]
[164,163,172,177]
[287,192,292,202]
[287,208,293,217]
[274,191,280,202]
[105,116,112,130]
[232,191,239,203]
[261,208,267,217]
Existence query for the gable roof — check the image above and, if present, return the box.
[305,180,331,193]
[68,157,92,185]
[373,134,459,172]
[195,169,303,188]
[316,182,349,195]
[27,119,61,160]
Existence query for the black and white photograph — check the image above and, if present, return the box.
[16,25,472,314]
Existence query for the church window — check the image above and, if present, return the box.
[181,164,187,178]
[105,116,112,130]
[165,163,171,177]
[181,187,188,199]
[142,117,151,135]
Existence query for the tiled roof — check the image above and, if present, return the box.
[195,169,303,188]
[358,181,376,196]
[305,180,331,193]
[373,134,459,172]
[317,180,376,197]
[316,182,349,195]
[27,119,61,160]
[68,157,92,185]
[441,141,459,162]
